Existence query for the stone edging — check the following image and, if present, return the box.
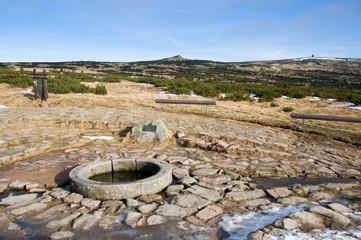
[69,158,172,200]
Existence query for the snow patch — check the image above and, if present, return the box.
[219,204,308,240]
[84,136,114,141]
[264,228,361,240]
[350,106,361,110]
[220,202,360,240]
[327,103,361,111]
[159,91,177,96]
[0,105,8,109]
[309,97,320,101]
[20,88,33,94]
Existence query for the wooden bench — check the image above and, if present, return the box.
[290,113,361,124]
[155,99,217,114]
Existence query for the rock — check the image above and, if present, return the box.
[281,218,298,230]
[316,166,336,175]
[291,211,325,231]
[124,211,143,228]
[97,215,120,230]
[199,175,231,185]
[172,168,190,179]
[266,187,292,199]
[178,137,197,148]
[72,212,101,230]
[223,169,240,180]
[170,194,210,209]
[248,230,264,240]
[9,180,31,190]
[50,231,74,239]
[330,166,361,177]
[178,177,198,186]
[225,189,266,202]
[0,183,8,194]
[260,203,283,211]
[195,205,223,221]
[165,185,184,196]
[267,227,287,237]
[186,185,222,201]
[322,182,359,190]
[46,212,82,229]
[25,183,40,190]
[227,180,249,191]
[126,198,139,208]
[28,188,47,193]
[197,182,228,192]
[81,198,101,210]
[191,168,218,177]
[0,193,38,206]
[10,202,48,216]
[131,120,169,142]
[137,194,163,203]
[7,222,22,231]
[278,196,309,205]
[63,193,83,204]
[259,157,276,163]
[100,200,125,215]
[0,212,13,231]
[154,154,168,161]
[211,139,229,152]
[185,215,205,226]
[33,203,69,220]
[138,203,157,214]
[328,203,352,213]
[309,192,336,201]
[195,139,211,149]
[341,189,361,198]
[156,204,196,218]
[243,198,271,208]
[147,215,166,225]
[50,189,70,199]
[310,206,351,226]
[175,131,186,138]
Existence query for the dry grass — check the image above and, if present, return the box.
[1,81,360,145]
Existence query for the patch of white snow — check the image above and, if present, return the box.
[219,205,308,240]
[84,136,114,141]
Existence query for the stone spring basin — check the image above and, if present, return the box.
[69,158,172,200]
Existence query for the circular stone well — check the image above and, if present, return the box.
[69,157,172,200]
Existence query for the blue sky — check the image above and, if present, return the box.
[0,0,360,62]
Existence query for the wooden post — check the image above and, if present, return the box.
[33,69,37,99]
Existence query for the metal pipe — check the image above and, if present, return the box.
[155,99,217,105]
[290,113,361,123]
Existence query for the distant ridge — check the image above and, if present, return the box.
[160,55,186,61]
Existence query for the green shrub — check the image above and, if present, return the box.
[282,107,294,112]
[270,102,279,107]
[0,68,33,87]
[94,84,107,95]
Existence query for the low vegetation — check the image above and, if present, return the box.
[132,77,361,104]
[0,67,118,95]
[1,58,361,104]
[282,107,295,112]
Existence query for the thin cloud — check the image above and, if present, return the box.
[159,34,183,47]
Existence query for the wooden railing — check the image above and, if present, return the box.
[155,99,216,114]
[290,113,361,123]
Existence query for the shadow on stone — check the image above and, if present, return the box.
[54,167,76,187]
[118,126,133,139]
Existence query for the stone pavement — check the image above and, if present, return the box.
[0,106,360,239]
